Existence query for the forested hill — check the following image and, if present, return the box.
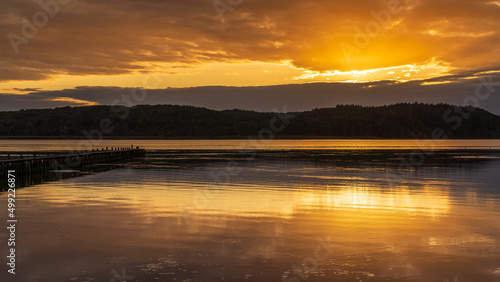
[1,103,499,139]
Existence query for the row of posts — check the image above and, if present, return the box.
[91,145,138,152]
[3,145,140,160]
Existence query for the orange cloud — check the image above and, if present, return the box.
[0,0,499,85]
[49,97,99,106]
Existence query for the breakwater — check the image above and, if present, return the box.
[0,147,146,190]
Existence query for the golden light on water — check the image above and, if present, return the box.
[37,179,452,219]
[298,184,451,217]
[8,139,500,281]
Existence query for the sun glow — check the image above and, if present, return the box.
[294,59,452,83]
[49,97,99,106]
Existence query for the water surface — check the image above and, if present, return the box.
[0,140,499,281]
[1,139,500,151]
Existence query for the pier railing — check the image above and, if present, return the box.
[0,147,146,190]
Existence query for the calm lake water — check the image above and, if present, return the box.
[1,140,500,282]
[1,139,500,151]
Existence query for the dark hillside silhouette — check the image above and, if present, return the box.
[1,103,499,138]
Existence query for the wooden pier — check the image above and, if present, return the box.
[0,147,146,190]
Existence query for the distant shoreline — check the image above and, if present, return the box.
[2,104,500,139]
[0,136,500,140]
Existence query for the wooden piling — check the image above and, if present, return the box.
[0,148,146,190]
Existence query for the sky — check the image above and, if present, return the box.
[1,0,499,113]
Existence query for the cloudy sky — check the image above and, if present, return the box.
[1,0,499,112]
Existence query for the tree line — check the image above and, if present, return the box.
[0,103,499,138]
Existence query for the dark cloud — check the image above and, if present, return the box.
[12,87,42,92]
[1,72,499,115]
